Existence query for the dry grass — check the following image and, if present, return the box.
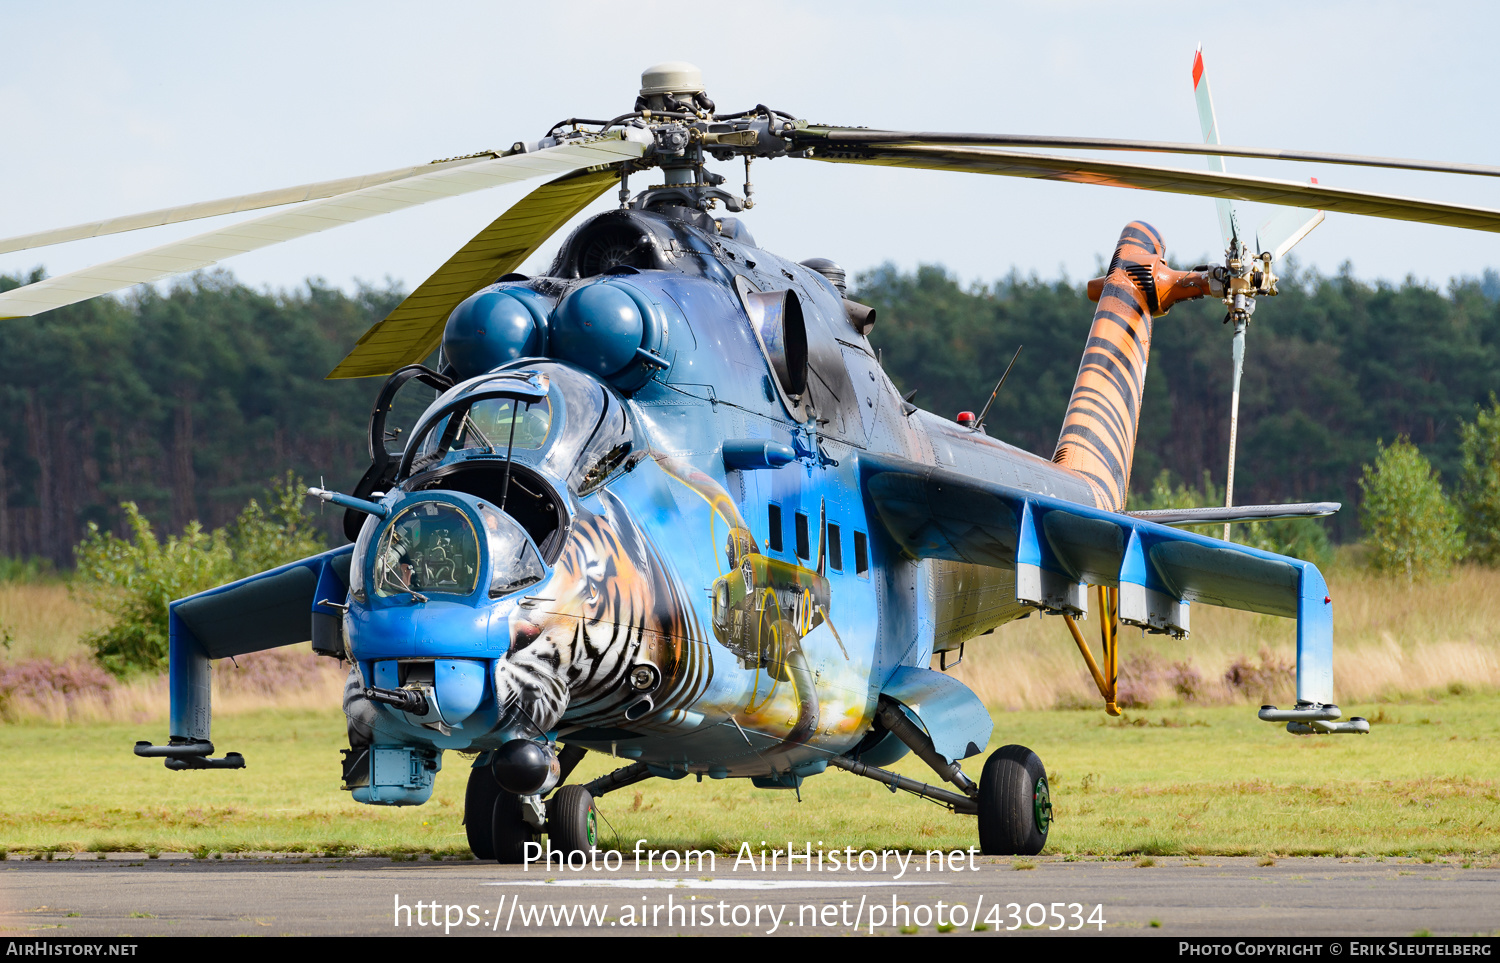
[0,581,106,663]
[0,581,345,725]
[948,563,1500,711]
[0,652,347,726]
[2,563,1497,725]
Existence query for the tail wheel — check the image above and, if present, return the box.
[977,744,1052,856]
[546,785,598,857]
[463,765,501,861]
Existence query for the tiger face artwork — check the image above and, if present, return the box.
[496,486,712,736]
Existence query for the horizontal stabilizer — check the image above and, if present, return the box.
[1125,502,1340,526]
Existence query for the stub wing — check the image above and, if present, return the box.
[164,545,353,743]
[859,453,1334,708]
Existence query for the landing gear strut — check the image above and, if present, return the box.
[833,697,1052,856]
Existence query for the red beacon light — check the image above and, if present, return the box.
[957,411,977,428]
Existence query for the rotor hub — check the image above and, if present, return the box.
[636,61,714,116]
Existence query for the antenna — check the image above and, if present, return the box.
[974,345,1023,432]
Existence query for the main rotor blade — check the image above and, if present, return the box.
[327,166,619,380]
[0,131,649,321]
[793,127,1500,180]
[801,144,1500,233]
[0,155,498,256]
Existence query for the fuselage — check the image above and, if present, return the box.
[341,206,1100,782]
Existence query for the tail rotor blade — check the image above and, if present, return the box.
[1192,46,1244,253]
[1258,178,1326,260]
[1224,319,1247,541]
[1194,46,1251,540]
[1257,206,1325,261]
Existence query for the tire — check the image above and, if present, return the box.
[492,791,533,864]
[464,765,502,861]
[546,785,599,857]
[977,744,1051,856]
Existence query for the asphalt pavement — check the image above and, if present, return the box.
[2,854,1495,938]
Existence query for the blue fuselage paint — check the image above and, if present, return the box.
[341,209,1099,781]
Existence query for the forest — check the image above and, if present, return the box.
[1,261,1496,564]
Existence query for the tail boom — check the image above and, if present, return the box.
[1059,221,1216,510]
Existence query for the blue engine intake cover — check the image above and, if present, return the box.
[443,286,552,380]
[549,277,672,392]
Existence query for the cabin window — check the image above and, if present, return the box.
[827,523,843,571]
[795,512,810,560]
[767,504,783,553]
[570,390,635,495]
[854,530,869,577]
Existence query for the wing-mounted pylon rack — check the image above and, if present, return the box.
[1260,705,1370,735]
[133,739,244,770]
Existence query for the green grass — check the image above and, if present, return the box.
[2,690,1496,857]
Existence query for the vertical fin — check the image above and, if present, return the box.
[1054,222,1164,511]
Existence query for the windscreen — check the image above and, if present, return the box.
[374,501,480,598]
[413,396,551,467]
[402,364,635,494]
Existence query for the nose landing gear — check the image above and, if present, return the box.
[464,745,603,863]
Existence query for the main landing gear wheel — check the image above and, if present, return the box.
[977,744,1052,856]
[547,785,598,857]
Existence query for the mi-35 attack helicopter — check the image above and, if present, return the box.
[6,58,1500,860]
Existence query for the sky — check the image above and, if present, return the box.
[3,1,1499,301]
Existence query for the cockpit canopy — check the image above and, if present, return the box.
[400,362,636,498]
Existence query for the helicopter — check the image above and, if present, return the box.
[6,58,1500,861]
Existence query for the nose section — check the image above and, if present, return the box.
[434,659,487,727]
